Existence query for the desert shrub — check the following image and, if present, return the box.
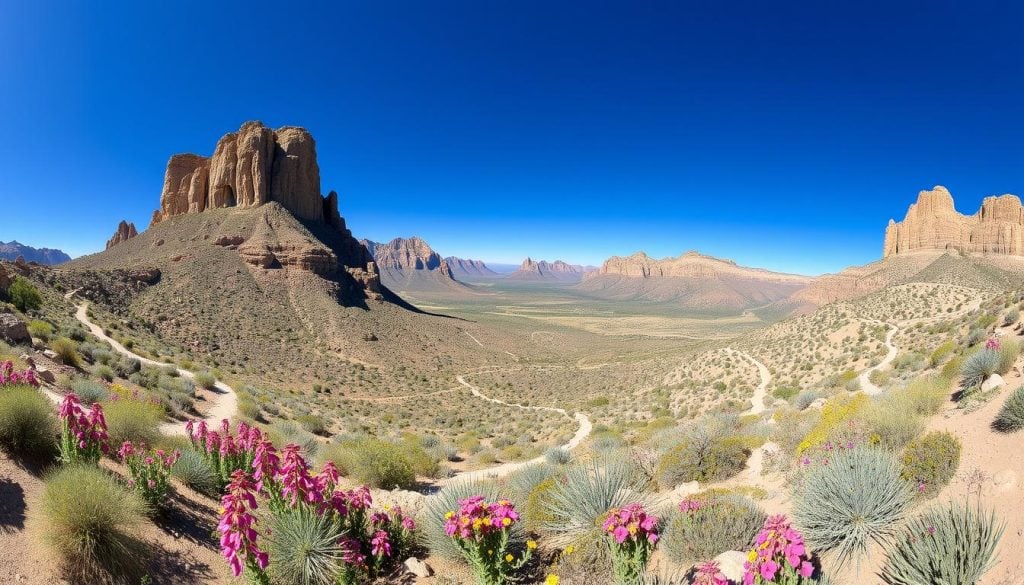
[270,421,319,458]
[662,494,765,564]
[27,319,53,341]
[267,507,344,585]
[793,390,821,411]
[1004,308,1020,325]
[237,398,261,420]
[0,384,57,459]
[542,455,652,556]
[192,371,217,390]
[70,378,109,404]
[929,341,956,367]
[895,375,950,416]
[8,276,42,312]
[794,447,913,568]
[297,413,328,435]
[959,349,999,393]
[941,355,964,380]
[966,328,987,347]
[506,463,556,504]
[322,438,415,489]
[880,503,1004,585]
[797,394,867,454]
[772,386,800,401]
[993,386,1024,432]
[170,448,219,496]
[524,476,558,532]
[861,400,924,450]
[545,447,572,465]
[900,431,960,499]
[399,436,442,479]
[103,399,162,448]
[997,339,1020,375]
[94,364,115,382]
[50,337,81,368]
[420,479,515,561]
[35,465,149,584]
[656,435,749,487]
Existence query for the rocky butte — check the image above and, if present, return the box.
[508,258,591,282]
[884,185,1024,257]
[105,220,138,249]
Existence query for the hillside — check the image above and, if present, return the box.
[0,240,70,264]
[576,250,811,313]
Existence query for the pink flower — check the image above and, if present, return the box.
[276,444,320,508]
[217,471,268,577]
[371,529,391,557]
[694,560,729,585]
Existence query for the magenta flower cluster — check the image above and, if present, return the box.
[443,496,531,585]
[57,392,108,464]
[679,497,704,514]
[218,470,269,578]
[742,515,815,585]
[0,360,39,387]
[186,419,263,489]
[118,440,179,511]
[986,337,1001,351]
[603,503,660,545]
[444,496,521,540]
[693,560,730,585]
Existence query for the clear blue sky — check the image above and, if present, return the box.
[1,1,1021,275]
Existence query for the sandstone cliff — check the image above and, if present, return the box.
[507,258,592,282]
[106,220,138,249]
[359,237,478,294]
[884,186,1024,257]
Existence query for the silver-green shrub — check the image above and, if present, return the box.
[993,385,1024,432]
[267,507,344,585]
[959,349,999,393]
[662,494,765,564]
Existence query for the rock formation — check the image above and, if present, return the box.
[444,257,497,278]
[0,241,70,265]
[151,121,334,225]
[106,220,138,249]
[508,258,592,282]
[593,250,809,283]
[884,186,1024,257]
[360,237,474,293]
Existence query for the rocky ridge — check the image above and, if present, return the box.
[0,241,70,265]
[444,256,497,277]
[884,186,1024,257]
[592,250,810,283]
[508,258,592,282]
[106,220,138,249]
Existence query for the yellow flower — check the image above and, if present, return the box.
[546,576,560,585]
[445,511,455,519]
[565,545,575,555]
[747,550,757,562]
[488,549,494,555]
[502,517,511,526]
[505,554,514,562]
[526,540,537,550]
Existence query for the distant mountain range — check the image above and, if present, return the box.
[507,258,595,282]
[0,241,71,265]
[359,236,480,293]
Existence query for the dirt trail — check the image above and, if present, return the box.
[858,322,899,395]
[53,292,237,435]
[440,374,592,484]
[726,348,771,415]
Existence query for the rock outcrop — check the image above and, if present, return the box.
[508,258,592,282]
[0,241,71,265]
[0,311,30,345]
[151,121,333,225]
[884,186,1024,257]
[106,220,138,249]
[593,251,809,283]
[362,237,446,272]
[444,257,497,278]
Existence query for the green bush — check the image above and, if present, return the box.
[8,276,42,313]
[50,337,81,368]
[103,399,163,448]
[524,476,558,533]
[662,494,766,564]
[900,431,960,499]
[322,438,415,489]
[1005,308,1020,325]
[794,447,913,568]
[267,507,344,585]
[896,375,950,416]
[170,448,219,496]
[929,341,955,368]
[70,378,108,404]
[192,371,217,390]
[960,349,999,393]
[95,364,115,382]
[270,421,319,458]
[237,398,262,420]
[997,339,1020,375]
[35,465,149,584]
[27,319,53,341]
[656,435,749,487]
[297,413,328,436]
[0,384,57,459]
[880,503,1004,585]
[545,447,572,465]
[861,400,925,450]
[993,386,1024,432]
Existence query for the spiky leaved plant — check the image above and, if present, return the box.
[879,502,1004,585]
[993,386,1024,432]
[420,479,523,561]
[506,462,556,504]
[541,454,653,558]
[793,446,912,569]
[959,349,1000,394]
[170,448,220,496]
[266,506,345,585]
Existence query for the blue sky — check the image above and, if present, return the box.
[0,1,1021,275]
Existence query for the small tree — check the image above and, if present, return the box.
[7,276,42,313]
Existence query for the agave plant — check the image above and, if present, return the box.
[959,349,1000,393]
[793,446,912,568]
[267,507,345,585]
[879,503,1004,585]
[993,386,1024,432]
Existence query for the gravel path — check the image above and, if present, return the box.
[858,322,899,396]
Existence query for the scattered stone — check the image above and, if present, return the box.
[42,349,58,360]
[34,367,56,384]
[982,374,1005,392]
[403,557,432,577]
[714,551,748,582]
[0,312,30,344]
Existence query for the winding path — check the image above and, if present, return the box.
[440,374,593,484]
[858,322,899,396]
[53,291,237,435]
[726,348,771,415]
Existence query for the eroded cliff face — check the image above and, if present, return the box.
[362,237,447,272]
[105,220,138,249]
[884,186,1024,257]
[151,121,332,225]
[595,251,809,282]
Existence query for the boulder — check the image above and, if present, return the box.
[714,550,749,582]
[42,349,58,360]
[982,374,1005,392]
[34,366,56,384]
[0,312,30,344]
[403,558,432,577]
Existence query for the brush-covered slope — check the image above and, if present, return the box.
[577,251,810,312]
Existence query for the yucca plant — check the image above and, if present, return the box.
[420,479,521,561]
[993,386,1024,432]
[793,447,912,568]
[541,455,653,557]
[170,448,220,496]
[959,349,999,394]
[267,507,345,585]
[879,503,1004,585]
[506,463,556,504]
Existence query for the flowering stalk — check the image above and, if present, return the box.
[0,360,39,387]
[118,441,179,512]
[186,418,262,490]
[743,515,815,585]
[58,393,108,465]
[602,503,660,585]
[444,496,531,585]
[218,470,270,584]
